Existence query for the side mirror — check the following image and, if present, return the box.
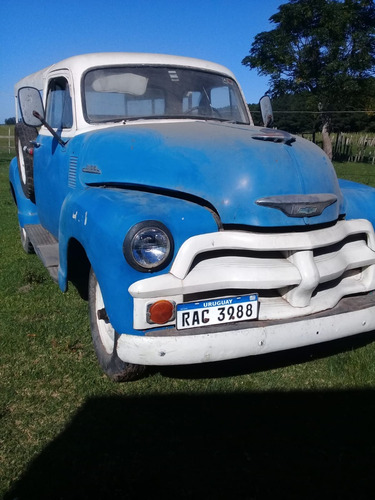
[18,87,44,127]
[259,95,274,128]
[17,86,66,146]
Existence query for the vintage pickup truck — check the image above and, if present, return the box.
[9,52,375,381]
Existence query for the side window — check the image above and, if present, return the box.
[182,91,201,112]
[45,77,73,129]
[211,87,230,109]
[211,86,241,120]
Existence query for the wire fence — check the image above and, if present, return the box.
[302,132,375,163]
[0,126,15,156]
[2,125,375,164]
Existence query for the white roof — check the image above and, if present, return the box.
[14,52,236,95]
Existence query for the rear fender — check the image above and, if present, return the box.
[58,186,218,335]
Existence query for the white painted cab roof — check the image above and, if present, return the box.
[14,52,237,94]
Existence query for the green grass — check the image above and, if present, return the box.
[335,161,375,185]
[1,156,375,498]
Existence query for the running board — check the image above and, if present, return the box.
[24,224,59,282]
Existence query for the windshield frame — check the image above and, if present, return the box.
[82,65,250,125]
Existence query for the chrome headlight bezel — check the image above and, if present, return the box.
[123,220,174,272]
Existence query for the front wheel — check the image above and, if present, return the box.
[88,269,145,382]
[15,123,38,203]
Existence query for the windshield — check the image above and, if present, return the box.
[83,66,250,124]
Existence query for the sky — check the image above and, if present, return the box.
[0,0,283,124]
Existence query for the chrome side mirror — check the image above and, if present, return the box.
[259,95,274,128]
[18,87,44,127]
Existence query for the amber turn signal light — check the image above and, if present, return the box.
[148,300,175,324]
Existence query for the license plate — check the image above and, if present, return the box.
[176,294,258,330]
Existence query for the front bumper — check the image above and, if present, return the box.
[117,294,375,365]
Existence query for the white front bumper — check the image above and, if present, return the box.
[117,296,375,365]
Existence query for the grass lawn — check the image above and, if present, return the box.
[1,154,375,498]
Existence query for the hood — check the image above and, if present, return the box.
[76,121,344,227]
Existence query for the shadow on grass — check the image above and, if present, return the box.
[6,390,375,499]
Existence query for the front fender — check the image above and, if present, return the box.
[58,187,218,335]
[339,179,375,225]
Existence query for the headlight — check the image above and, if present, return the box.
[123,221,174,272]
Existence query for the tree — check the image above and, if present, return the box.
[5,117,16,125]
[242,0,375,157]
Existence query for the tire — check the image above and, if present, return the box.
[15,123,38,203]
[88,269,145,382]
[19,224,34,254]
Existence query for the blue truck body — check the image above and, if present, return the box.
[10,53,375,380]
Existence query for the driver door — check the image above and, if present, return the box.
[33,72,75,239]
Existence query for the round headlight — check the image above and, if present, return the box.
[123,221,174,272]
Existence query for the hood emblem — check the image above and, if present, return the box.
[82,164,102,174]
[256,194,337,218]
[252,128,296,145]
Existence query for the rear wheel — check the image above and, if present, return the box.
[88,269,145,382]
[15,123,38,203]
[19,224,34,254]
